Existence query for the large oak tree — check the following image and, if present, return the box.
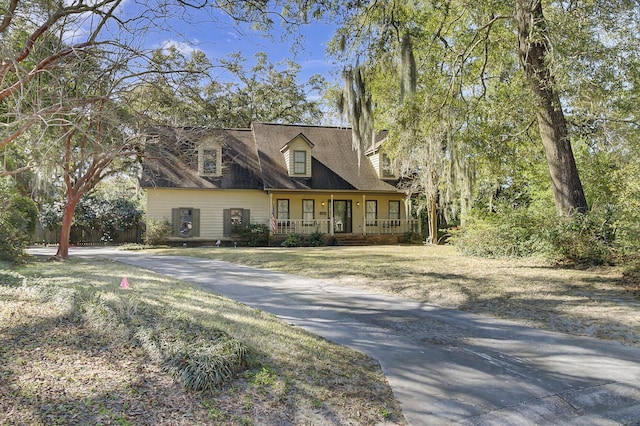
[328,0,638,218]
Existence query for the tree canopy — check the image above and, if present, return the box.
[329,0,639,219]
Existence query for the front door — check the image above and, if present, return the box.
[333,200,352,233]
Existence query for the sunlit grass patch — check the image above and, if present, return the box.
[0,257,403,425]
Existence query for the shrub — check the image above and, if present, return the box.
[452,208,544,258]
[0,179,38,263]
[454,206,616,265]
[400,231,424,244]
[232,223,269,247]
[280,233,303,247]
[543,211,615,266]
[305,230,325,247]
[144,219,171,246]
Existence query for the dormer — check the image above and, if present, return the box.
[366,141,396,179]
[198,137,223,177]
[280,133,314,178]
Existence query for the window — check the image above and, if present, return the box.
[293,150,306,174]
[202,149,217,175]
[172,208,200,237]
[199,144,222,176]
[382,154,394,178]
[230,208,243,225]
[303,199,314,225]
[365,200,377,226]
[223,208,250,236]
[389,201,401,226]
[277,199,289,220]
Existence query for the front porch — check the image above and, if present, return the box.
[271,218,421,236]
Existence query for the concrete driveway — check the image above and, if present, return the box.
[28,247,640,425]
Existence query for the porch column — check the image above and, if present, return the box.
[330,194,334,236]
[362,194,366,236]
[269,192,275,238]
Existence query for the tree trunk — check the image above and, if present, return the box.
[516,0,588,215]
[55,194,81,260]
[426,194,438,245]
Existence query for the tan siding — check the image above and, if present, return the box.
[287,137,312,178]
[368,152,381,177]
[147,188,269,240]
[282,148,291,174]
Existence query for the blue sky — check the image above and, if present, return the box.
[125,4,340,87]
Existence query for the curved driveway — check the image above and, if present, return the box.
[30,247,640,425]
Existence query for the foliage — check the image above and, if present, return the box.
[454,205,617,266]
[136,326,252,392]
[128,49,325,128]
[399,232,423,245]
[280,232,327,247]
[39,201,64,231]
[280,233,304,247]
[144,219,172,246]
[40,195,143,243]
[543,210,616,266]
[232,223,270,247]
[452,208,547,259]
[329,0,638,225]
[306,230,326,247]
[0,178,38,263]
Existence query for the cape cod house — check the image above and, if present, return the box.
[142,122,420,244]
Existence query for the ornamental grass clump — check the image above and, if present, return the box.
[135,327,252,391]
[166,339,251,391]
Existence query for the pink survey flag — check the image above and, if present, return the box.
[120,276,130,289]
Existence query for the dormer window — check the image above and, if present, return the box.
[199,142,222,177]
[280,133,313,177]
[293,150,307,174]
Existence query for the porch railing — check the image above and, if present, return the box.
[272,219,420,235]
[274,219,330,235]
[363,219,420,235]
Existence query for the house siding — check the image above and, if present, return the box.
[282,136,312,178]
[368,152,381,178]
[147,188,270,241]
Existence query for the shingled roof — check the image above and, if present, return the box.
[141,123,400,193]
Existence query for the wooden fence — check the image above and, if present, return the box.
[36,223,144,246]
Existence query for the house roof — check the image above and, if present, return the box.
[141,123,400,193]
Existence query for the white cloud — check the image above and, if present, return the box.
[160,39,201,56]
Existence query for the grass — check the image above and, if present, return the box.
[149,245,640,347]
[3,244,639,424]
[0,257,402,425]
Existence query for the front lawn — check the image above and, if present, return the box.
[151,245,640,347]
[0,258,402,425]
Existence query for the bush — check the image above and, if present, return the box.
[305,230,325,247]
[281,231,328,247]
[280,233,303,247]
[232,223,269,247]
[543,211,615,266]
[144,219,171,246]
[452,208,545,258]
[400,231,424,244]
[454,206,616,265]
[0,179,38,263]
